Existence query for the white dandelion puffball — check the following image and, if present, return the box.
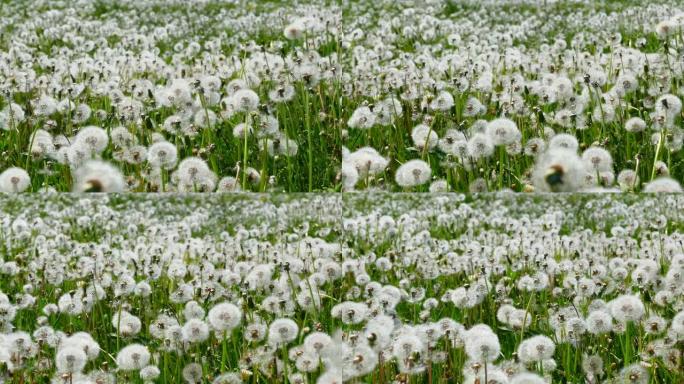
[116,344,150,371]
[395,159,431,188]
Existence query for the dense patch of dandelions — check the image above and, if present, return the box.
[0,193,683,382]
[341,0,684,192]
[0,0,341,192]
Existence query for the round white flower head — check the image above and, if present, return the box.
[429,179,449,192]
[55,346,87,374]
[347,106,376,129]
[643,177,682,193]
[609,294,645,323]
[655,94,682,119]
[182,318,210,343]
[617,169,639,191]
[532,148,588,192]
[112,310,142,337]
[183,300,206,320]
[72,160,125,192]
[619,363,649,384]
[467,132,495,159]
[303,332,333,356]
[392,332,425,362]
[232,89,260,113]
[331,301,369,325]
[548,133,579,152]
[582,354,604,377]
[147,141,178,170]
[30,129,55,158]
[268,318,299,346]
[75,126,109,155]
[438,129,467,155]
[517,335,555,363]
[175,157,216,190]
[464,324,501,362]
[244,319,268,343]
[486,118,521,146]
[182,362,204,383]
[581,146,613,172]
[0,167,31,192]
[430,91,454,111]
[284,21,305,40]
[656,19,678,38]
[208,302,242,333]
[140,365,161,381]
[625,117,646,133]
[395,159,431,188]
[217,176,241,193]
[116,344,150,371]
[346,147,389,178]
[586,310,613,335]
[411,124,439,151]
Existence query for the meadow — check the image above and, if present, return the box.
[0,194,342,383]
[0,0,342,192]
[2,0,684,193]
[341,0,684,192]
[1,0,684,383]
[0,193,683,383]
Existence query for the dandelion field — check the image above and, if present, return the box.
[341,0,684,192]
[1,0,684,384]
[0,194,343,383]
[2,0,684,193]
[0,0,342,192]
[1,193,684,384]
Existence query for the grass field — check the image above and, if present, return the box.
[0,193,683,383]
[1,1,684,383]
[341,0,684,192]
[2,0,684,193]
[0,0,342,192]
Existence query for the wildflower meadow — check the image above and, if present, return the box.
[1,1,684,384]
[0,194,683,384]
[341,0,684,193]
[0,0,342,192]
